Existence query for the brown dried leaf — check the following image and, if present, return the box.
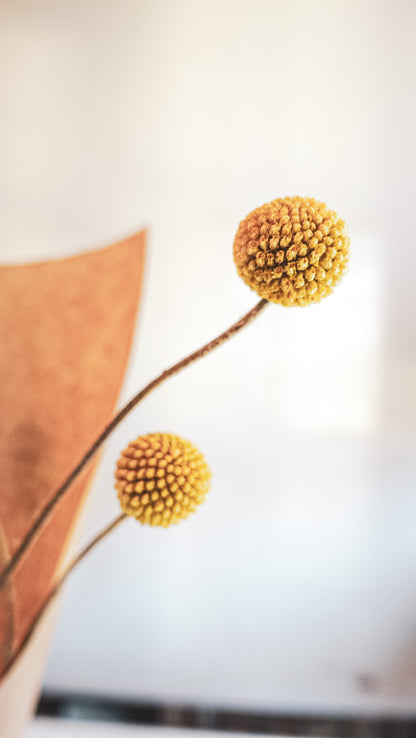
[0,232,146,669]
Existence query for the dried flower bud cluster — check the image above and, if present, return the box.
[233,196,349,306]
[115,433,211,527]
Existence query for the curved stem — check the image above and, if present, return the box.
[1,513,127,679]
[0,298,268,589]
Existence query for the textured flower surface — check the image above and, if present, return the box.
[115,433,211,527]
[233,196,349,306]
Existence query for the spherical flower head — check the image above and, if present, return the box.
[233,197,350,306]
[115,433,211,527]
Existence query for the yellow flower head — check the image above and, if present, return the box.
[233,197,349,306]
[115,433,211,527]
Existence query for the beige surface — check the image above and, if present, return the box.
[0,605,58,738]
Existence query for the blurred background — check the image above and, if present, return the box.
[1,0,416,733]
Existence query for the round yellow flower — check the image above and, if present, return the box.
[233,196,349,306]
[115,433,211,527]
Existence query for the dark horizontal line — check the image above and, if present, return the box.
[37,693,416,737]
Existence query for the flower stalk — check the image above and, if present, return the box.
[0,298,268,590]
[1,513,127,679]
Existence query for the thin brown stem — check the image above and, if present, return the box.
[1,513,127,679]
[0,521,15,671]
[0,298,268,589]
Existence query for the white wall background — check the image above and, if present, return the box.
[1,0,416,716]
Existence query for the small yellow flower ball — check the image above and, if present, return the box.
[233,196,350,306]
[115,433,211,527]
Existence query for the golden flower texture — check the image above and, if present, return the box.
[233,197,349,306]
[115,433,211,527]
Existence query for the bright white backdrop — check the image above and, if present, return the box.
[1,0,415,716]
